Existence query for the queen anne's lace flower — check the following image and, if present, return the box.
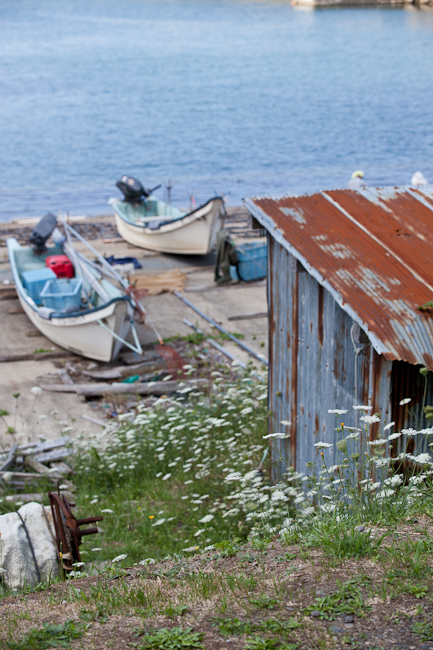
[314,442,333,449]
[360,415,380,425]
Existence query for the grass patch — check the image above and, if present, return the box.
[304,577,371,620]
[133,626,204,649]
[6,619,87,649]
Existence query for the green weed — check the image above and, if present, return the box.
[164,604,189,618]
[412,619,433,641]
[245,637,298,650]
[133,626,204,649]
[79,606,109,623]
[6,619,87,649]
[215,616,301,636]
[304,577,371,620]
[248,594,280,609]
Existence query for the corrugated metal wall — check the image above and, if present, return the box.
[268,237,393,476]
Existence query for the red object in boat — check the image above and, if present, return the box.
[45,255,74,279]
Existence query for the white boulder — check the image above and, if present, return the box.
[0,502,59,590]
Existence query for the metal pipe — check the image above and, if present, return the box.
[183,318,265,382]
[175,291,268,366]
[182,318,246,368]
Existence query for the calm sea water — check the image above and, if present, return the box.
[0,0,432,220]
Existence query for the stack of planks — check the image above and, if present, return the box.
[0,436,74,503]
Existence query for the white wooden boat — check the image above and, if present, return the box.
[7,238,141,363]
[111,196,225,255]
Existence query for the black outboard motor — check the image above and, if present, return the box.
[116,176,162,203]
[29,212,58,254]
[116,176,148,203]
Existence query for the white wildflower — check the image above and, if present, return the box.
[388,432,401,441]
[101,509,113,514]
[314,442,333,449]
[280,420,291,426]
[199,514,214,523]
[384,421,395,431]
[328,409,348,415]
[152,518,166,527]
[368,439,387,446]
[240,407,253,415]
[263,433,289,439]
[91,548,102,552]
[321,504,336,513]
[72,562,85,568]
[194,529,205,537]
[225,472,242,482]
[30,386,43,395]
[384,475,403,487]
[162,473,171,481]
[399,398,411,405]
[139,558,156,565]
[222,508,240,518]
[378,489,395,498]
[402,428,418,437]
[360,415,380,425]
[271,490,289,502]
[183,545,200,552]
[345,432,360,440]
[112,554,128,563]
[409,475,426,485]
[413,453,431,464]
[353,405,373,411]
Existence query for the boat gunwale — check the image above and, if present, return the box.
[7,238,132,321]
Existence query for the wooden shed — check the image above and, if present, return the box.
[245,185,433,473]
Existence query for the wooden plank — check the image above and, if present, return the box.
[81,414,107,427]
[24,455,50,474]
[0,291,17,301]
[0,351,77,363]
[29,436,71,455]
[82,360,165,381]
[0,444,18,471]
[0,471,61,480]
[76,379,207,397]
[227,311,268,321]
[34,448,72,464]
[2,493,44,504]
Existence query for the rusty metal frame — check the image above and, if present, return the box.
[48,491,103,572]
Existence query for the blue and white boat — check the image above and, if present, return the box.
[7,220,143,363]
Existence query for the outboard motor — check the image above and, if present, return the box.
[116,176,162,203]
[116,176,148,203]
[29,213,58,254]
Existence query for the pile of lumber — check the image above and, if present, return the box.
[0,436,74,500]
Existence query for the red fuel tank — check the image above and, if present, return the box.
[45,255,74,279]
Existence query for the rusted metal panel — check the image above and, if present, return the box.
[245,185,433,370]
[267,240,393,473]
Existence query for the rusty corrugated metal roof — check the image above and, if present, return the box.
[245,185,433,369]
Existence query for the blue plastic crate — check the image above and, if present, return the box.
[40,278,83,312]
[235,242,267,282]
[22,268,57,304]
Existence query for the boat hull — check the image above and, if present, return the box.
[7,238,135,363]
[16,292,132,363]
[113,197,225,255]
